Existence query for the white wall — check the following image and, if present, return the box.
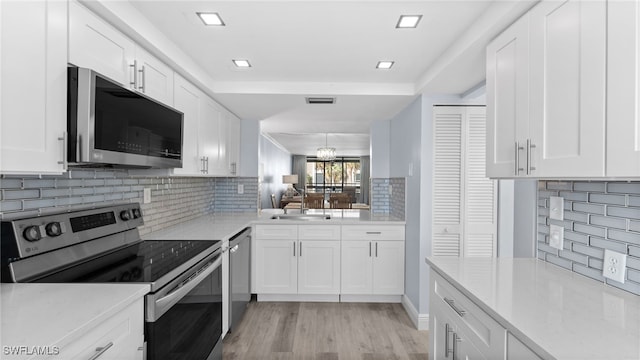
[370,119,391,178]
[259,134,292,209]
[240,119,260,177]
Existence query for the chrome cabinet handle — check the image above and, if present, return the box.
[366,231,382,235]
[129,60,138,89]
[293,241,296,257]
[369,242,372,257]
[527,139,536,174]
[444,297,466,317]
[231,162,237,175]
[375,242,378,257]
[453,333,461,360]
[57,132,67,167]
[445,323,452,358]
[299,241,302,257]
[138,65,145,92]
[515,141,524,175]
[206,157,209,174]
[87,342,114,360]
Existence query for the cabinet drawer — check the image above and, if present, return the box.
[59,298,144,360]
[341,225,405,241]
[255,225,298,240]
[433,272,505,359]
[298,225,341,240]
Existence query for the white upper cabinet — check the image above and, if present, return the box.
[134,47,174,106]
[1,0,68,174]
[226,111,241,176]
[486,13,529,178]
[607,1,640,177]
[486,0,607,178]
[69,0,135,86]
[172,74,202,176]
[69,1,174,107]
[529,0,606,177]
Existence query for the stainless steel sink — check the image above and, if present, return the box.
[270,214,331,221]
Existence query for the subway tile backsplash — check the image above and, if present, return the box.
[370,177,405,220]
[538,181,640,296]
[0,169,258,236]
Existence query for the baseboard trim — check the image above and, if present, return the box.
[257,294,339,302]
[401,294,429,330]
[339,294,402,303]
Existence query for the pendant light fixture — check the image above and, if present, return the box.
[317,133,336,161]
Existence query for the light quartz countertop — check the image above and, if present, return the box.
[426,257,640,360]
[0,283,149,360]
[142,209,404,241]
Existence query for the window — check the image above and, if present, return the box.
[305,157,360,198]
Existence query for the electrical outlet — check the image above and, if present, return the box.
[549,224,564,250]
[549,196,564,220]
[603,249,627,283]
[237,184,244,194]
[143,188,151,204]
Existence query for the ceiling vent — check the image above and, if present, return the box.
[306,97,335,104]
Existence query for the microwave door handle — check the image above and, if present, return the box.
[154,256,221,319]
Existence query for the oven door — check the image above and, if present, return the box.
[145,250,223,360]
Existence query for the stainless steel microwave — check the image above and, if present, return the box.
[67,67,183,168]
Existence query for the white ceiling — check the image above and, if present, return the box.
[128,0,536,156]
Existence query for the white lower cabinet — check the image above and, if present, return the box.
[255,225,341,296]
[254,224,404,299]
[60,298,144,360]
[430,271,547,360]
[341,225,405,296]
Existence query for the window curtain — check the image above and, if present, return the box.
[360,156,370,204]
[292,155,307,193]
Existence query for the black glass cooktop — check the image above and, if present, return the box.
[33,240,219,284]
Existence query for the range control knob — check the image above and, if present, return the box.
[120,210,132,221]
[23,226,42,242]
[132,208,141,219]
[45,222,63,237]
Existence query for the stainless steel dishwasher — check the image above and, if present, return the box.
[228,227,251,331]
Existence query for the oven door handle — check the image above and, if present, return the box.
[153,256,222,320]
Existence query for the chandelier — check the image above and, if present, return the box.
[317,133,336,161]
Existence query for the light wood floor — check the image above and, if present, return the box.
[223,301,429,360]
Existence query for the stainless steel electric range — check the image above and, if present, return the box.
[1,203,223,360]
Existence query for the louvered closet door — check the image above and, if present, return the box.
[432,106,497,257]
[464,107,497,257]
[432,109,463,256]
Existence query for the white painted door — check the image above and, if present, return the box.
[340,241,373,294]
[68,0,135,86]
[607,1,640,177]
[372,241,404,295]
[485,13,529,178]
[255,240,297,294]
[297,240,340,294]
[0,0,67,174]
[432,108,463,256]
[433,106,497,257]
[134,47,174,106]
[172,75,201,175]
[529,0,606,177]
[464,107,497,257]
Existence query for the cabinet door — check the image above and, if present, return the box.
[372,241,404,295]
[429,300,454,360]
[172,75,201,175]
[68,0,135,86]
[607,1,640,176]
[1,0,67,174]
[255,240,297,294]
[486,13,529,178]
[298,240,340,294]
[135,47,174,106]
[199,96,223,175]
[226,111,241,176]
[529,0,606,177]
[340,241,373,294]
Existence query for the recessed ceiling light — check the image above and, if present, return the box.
[376,61,394,69]
[396,15,422,28]
[233,59,251,68]
[197,12,225,26]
